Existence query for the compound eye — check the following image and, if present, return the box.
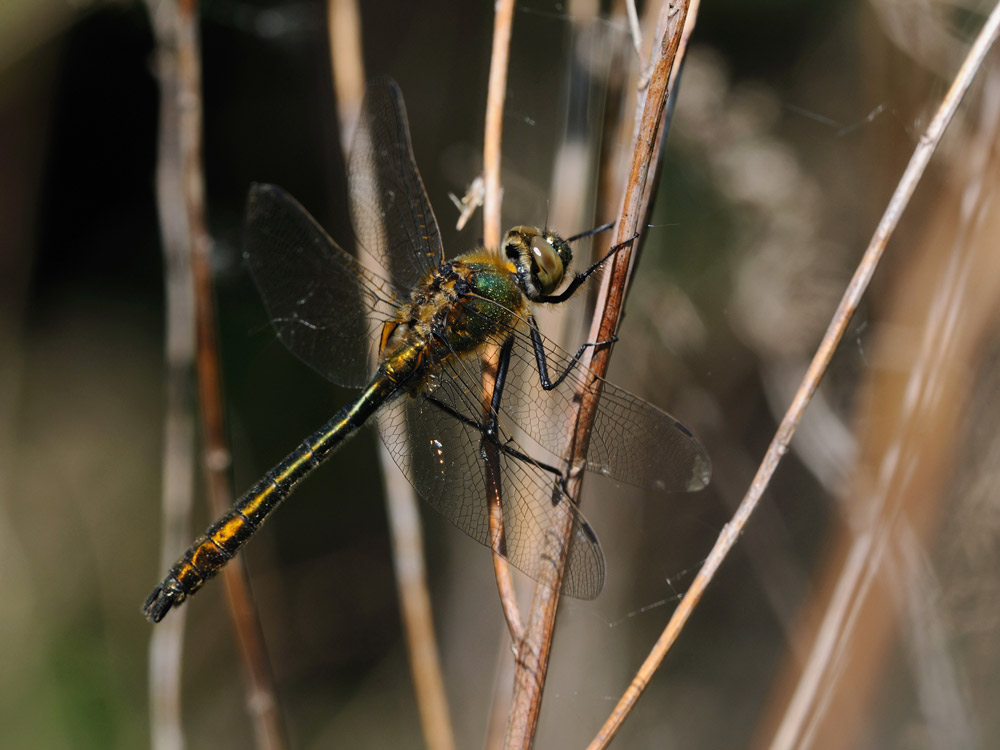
[530,234,564,294]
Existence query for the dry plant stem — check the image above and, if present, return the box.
[587,4,1000,748]
[380,433,457,750]
[325,9,455,748]
[327,0,365,151]
[489,451,524,641]
[145,2,193,747]
[174,1,288,747]
[625,0,642,55]
[484,638,518,750]
[483,0,516,247]
[675,0,700,68]
[484,354,525,641]
[765,13,1000,750]
[629,0,700,270]
[503,3,691,748]
[482,0,525,643]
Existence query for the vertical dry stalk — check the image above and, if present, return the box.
[482,0,526,643]
[145,3,193,747]
[504,2,692,747]
[483,352,525,642]
[147,1,288,748]
[327,0,365,153]
[588,2,1000,748]
[326,4,455,748]
[483,0,517,249]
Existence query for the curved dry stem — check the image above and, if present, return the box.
[503,2,692,747]
[587,3,1000,747]
[482,0,525,644]
[146,1,288,748]
[487,434,525,642]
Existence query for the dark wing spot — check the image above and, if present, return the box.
[674,420,694,438]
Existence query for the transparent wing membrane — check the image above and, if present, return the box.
[503,329,712,493]
[428,300,712,495]
[243,183,401,388]
[349,77,444,290]
[377,363,606,600]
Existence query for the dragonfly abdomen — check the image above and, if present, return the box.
[143,374,398,623]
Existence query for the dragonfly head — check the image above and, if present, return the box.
[503,225,573,300]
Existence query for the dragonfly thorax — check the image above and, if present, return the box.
[503,226,573,300]
[378,252,527,385]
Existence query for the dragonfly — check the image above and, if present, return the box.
[143,77,711,623]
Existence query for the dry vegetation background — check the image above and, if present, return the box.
[1,0,998,748]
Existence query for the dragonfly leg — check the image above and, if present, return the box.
[481,338,584,554]
[423,394,565,480]
[480,337,514,559]
[485,336,515,439]
[477,335,565,480]
[528,315,617,391]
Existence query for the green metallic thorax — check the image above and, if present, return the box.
[380,250,527,387]
[444,256,524,351]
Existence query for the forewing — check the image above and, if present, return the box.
[243,183,402,388]
[349,77,445,291]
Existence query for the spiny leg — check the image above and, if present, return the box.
[525,231,637,390]
[527,315,617,391]
[423,399,565,481]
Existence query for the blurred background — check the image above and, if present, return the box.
[2,0,999,747]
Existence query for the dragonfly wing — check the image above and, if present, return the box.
[349,78,445,291]
[501,327,712,493]
[376,359,606,600]
[243,183,402,388]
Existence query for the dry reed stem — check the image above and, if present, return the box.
[504,3,691,747]
[327,0,365,153]
[761,10,1000,747]
[147,1,288,748]
[588,3,1000,747]
[482,0,526,644]
[325,5,456,747]
[145,2,193,746]
[628,0,700,270]
[380,421,457,750]
[483,0,516,249]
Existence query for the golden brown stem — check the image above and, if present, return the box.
[504,2,693,747]
[589,2,1000,747]
[147,1,288,747]
[482,0,526,646]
